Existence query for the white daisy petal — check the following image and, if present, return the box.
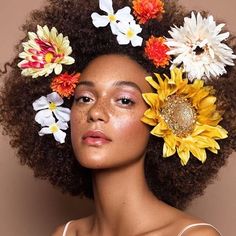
[57,121,69,130]
[110,23,120,35]
[91,13,110,27]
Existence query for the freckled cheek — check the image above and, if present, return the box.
[70,110,87,138]
[111,114,150,144]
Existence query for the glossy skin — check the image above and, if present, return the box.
[53,55,220,236]
[71,54,151,170]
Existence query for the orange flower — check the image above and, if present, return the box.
[132,0,164,24]
[50,72,80,98]
[145,36,170,68]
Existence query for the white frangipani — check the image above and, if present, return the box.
[91,0,143,46]
[38,117,68,144]
[32,92,70,143]
[165,12,236,80]
[33,92,70,126]
[91,0,134,34]
[116,20,143,47]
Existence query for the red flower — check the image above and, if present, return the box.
[145,36,170,68]
[132,0,164,24]
[50,72,80,98]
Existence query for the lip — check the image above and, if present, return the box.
[82,130,112,146]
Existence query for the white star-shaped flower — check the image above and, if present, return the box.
[33,92,70,126]
[165,12,236,80]
[91,0,134,35]
[38,117,68,144]
[116,20,143,47]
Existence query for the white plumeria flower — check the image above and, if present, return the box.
[165,12,236,80]
[91,0,134,35]
[116,20,143,47]
[33,92,70,126]
[38,117,68,144]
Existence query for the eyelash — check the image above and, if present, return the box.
[74,95,135,106]
[117,97,135,106]
[74,96,93,104]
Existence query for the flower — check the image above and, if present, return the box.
[145,36,170,68]
[18,25,75,78]
[132,0,164,24]
[38,117,68,144]
[91,0,134,35]
[141,68,228,165]
[116,20,143,46]
[165,12,236,80]
[33,92,70,126]
[51,72,80,98]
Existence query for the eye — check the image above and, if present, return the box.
[74,96,93,104]
[117,97,135,106]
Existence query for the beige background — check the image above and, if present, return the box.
[0,0,236,235]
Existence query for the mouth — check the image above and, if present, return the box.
[82,130,112,146]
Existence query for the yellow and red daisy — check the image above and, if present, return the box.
[18,25,75,78]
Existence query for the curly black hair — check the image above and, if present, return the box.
[0,0,236,210]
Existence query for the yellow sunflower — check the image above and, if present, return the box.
[142,68,228,165]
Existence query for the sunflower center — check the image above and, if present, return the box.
[160,95,197,137]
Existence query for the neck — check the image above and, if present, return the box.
[90,157,162,235]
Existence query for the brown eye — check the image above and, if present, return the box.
[75,96,93,104]
[117,97,135,106]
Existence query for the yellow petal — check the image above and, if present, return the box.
[163,142,176,157]
[141,116,157,126]
[151,122,168,137]
[145,76,159,90]
[199,96,217,109]
[142,93,159,108]
[177,147,190,166]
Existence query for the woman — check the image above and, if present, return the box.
[0,0,236,235]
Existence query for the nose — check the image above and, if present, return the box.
[87,99,109,123]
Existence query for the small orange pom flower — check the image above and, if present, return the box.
[132,0,164,24]
[50,72,80,98]
[145,36,170,68]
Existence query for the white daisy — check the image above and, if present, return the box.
[33,92,70,126]
[116,20,143,47]
[165,12,236,80]
[91,0,134,35]
[38,117,68,144]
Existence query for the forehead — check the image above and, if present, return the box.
[80,54,151,92]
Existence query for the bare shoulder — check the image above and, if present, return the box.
[182,225,221,236]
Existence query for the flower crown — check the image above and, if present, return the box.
[17,0,236,165]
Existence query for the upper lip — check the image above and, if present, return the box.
[82,130,112,141]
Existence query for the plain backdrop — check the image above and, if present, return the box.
[0,0,236,235]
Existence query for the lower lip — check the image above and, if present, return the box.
[82,137,111,146]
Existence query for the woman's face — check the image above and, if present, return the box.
[70,54,152,169]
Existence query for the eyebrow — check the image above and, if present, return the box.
[76,80,142,93]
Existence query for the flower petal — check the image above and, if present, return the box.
[32,96,49,111]
[99,0,113,13]
[91,13,110,27]
[47,92,64,106]
[54,107,71,122]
